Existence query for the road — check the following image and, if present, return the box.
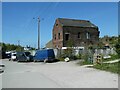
[0,59,118,88]
[0,60,3,90]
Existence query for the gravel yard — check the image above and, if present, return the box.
[0,59,118,88]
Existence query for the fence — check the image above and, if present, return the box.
[53,47,117,59]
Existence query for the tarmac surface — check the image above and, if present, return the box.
[0,59,118,88]
[0,60,3,90]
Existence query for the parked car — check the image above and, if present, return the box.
[17,51,33,62]
[34,49,55,62]
[10,52,17,61]
[5,52,11,59]
[2,51,6,59]
[24,52,33,61]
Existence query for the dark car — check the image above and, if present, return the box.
[34,49,55,62]
[5,53,11,59]
[17,52,33,62]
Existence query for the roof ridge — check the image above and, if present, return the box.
[56,18,98,28]
[57,18,89,22]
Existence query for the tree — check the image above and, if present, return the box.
[114,35,120,58]
[16,45,24,51]
[0,43,24,52]
[66,40,74,47]
[63,40,75,59]
[2,43,7,51]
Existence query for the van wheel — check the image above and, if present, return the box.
[44,59,47,63]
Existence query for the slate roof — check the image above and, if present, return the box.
[57,18,98,28]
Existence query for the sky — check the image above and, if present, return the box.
[0,2,2,42]
[2,2,118,48]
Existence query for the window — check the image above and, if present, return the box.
[54,34,56,40]
[78,32,81,39]
[65,33,69,41]
[86,32,90,39]
[58,33,60,39]
[56,24,58,26]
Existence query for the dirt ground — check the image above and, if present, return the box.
[1,59,118,88]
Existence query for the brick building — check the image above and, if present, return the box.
[52,18,100,49]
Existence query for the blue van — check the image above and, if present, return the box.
[34,49,55,62]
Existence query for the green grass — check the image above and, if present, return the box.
[77,54,120,74]
[57,57,64,61]
[103,54,119,62]
[92,62,120,75]
[78,60,93,65]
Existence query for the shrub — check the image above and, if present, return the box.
[57,57,64,61]
[80,54,93,65]
[103,54,119,61]
[76,54,81,59]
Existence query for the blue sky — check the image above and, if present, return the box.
[0,2,2,42]
[2,2,118,48]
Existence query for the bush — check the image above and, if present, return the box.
[80,60,92,65]
[103,54,119,61]
[80,54,93,65]
[57,57,64,61]
[76,54,81,59]
[110,54,119,59]
[114,35,120,58]
[81,54,90,61]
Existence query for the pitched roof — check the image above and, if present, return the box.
[57,18,98,28]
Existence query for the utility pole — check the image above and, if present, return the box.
[38,17,40,50]
[18,40,20,46]
[33,17,44,50]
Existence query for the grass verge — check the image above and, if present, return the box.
[103,54,119,62]
[88,62,120,75]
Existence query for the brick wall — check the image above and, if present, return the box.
[63,26,99,47]
[52,19,63,48]
[52,20,99,49]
